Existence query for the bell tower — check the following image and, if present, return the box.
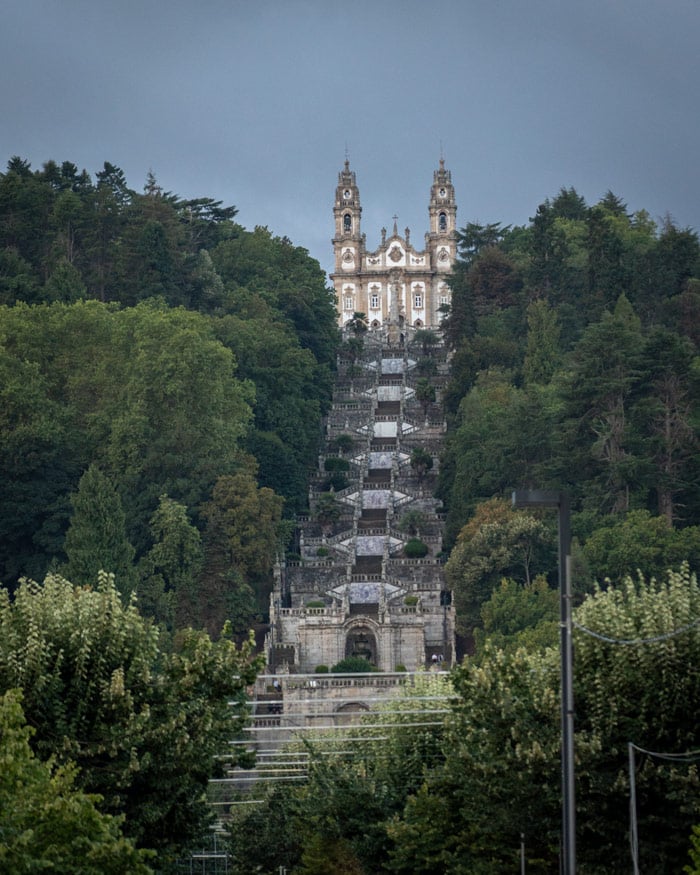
[331,160,364,320]
[333,159,362,242]
[428,158,456,238]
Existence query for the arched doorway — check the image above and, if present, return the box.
[345,627,377,665]
[334,701,370,727]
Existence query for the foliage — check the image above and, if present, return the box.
[62,463,137,597]
[411,328,439,356]
[331,656,376,673]
[0,572,262,857]
[440,186,700,555]
[686,825,700,875]
[409,446,433,480]
[387,566,700,873]
[445,499,552,635]
[137,494,204,630]
[0,689,154,874]
[403,538,429,558]
[0,300,255,587]
[324,456,350,472]
[397,509,425,536]
[582,509,700,584]
[330,433,355,454]
[226,783,304,874]
[0,157,339,600]
[322,472,349,492]
[314,491,344,534]
[227,674,452,873]
[197,470,285,631]
[473,576,558,655]
[414,377,436,416]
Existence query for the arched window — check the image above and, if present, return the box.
[438,211,447,232]
[343,213,352,233]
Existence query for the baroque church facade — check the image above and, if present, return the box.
[330,159,457,329]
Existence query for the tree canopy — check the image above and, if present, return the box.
[0,571,262,859]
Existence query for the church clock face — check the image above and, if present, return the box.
[343,189,352,199]
[439,187,446,198]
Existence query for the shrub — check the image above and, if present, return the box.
[315,664,329,673]
[316,547,329,557]
[321,473,348,492]
[394,663,407,672]
[306,600,325,609]
[404,595,419,606]
[324,457,350,472]
[331,656,376,673]
[331,434,355,454]
[404,538,429,558]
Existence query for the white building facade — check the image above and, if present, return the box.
[330,159,457,329]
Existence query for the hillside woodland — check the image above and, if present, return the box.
[0,157,338,634]
[2,158,700,871]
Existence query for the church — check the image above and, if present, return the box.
[261,160,458,678]
[330,159,457,329]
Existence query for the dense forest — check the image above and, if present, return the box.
[0,156,339,634]
[438,188,700,641]
[2,156,700,872]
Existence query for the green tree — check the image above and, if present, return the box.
[397,509,425,537]
[43,257,86,302]
[62,463,137,597]
[390,566,700,873]
[414,377,436,417]
[582,509,700,584]
[409,446,433,481]
[474,576,558,654]
[439,372,556,544]
[687,825,700,875]
[523,298,561,385]
[445,499,551,635]
[331,655,376,673]
[226,783,303,874]
[633,326,699,523]
[314,491,343,535]
[557,294,645,513]
[0,340,76,585]
[106,302,255,535]
[198,470,284,632]
[411,328,439,356]
[0,572,262,858]
[137,494,204,629]
[0,689,153,875]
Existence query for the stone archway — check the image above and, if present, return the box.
[345,626,377,664]
[334,701,370,727]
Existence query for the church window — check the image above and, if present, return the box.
[439,211,447,232]
[344,296,353,310]
[343,213,352,232]
[370,294,379,309]
[414,293,423,309]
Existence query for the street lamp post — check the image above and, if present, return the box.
[512,490,575,875]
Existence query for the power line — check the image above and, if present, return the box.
[573,616,700,645]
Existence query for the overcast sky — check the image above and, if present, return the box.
[3,0,699,277]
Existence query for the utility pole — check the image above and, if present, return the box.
[513,490,575,874]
